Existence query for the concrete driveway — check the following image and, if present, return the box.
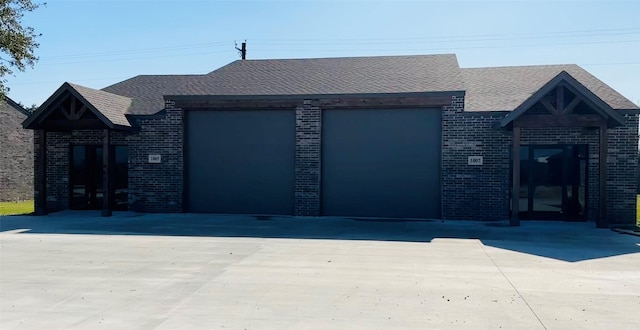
[1,212,639,329]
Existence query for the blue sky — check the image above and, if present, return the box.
[6,0,640,107]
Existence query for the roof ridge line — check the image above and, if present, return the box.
[461,63,578,70]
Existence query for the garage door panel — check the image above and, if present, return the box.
[322,108,441,218]
[186,110,295,214]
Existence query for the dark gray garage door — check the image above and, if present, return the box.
[322,108,441,218]
[186,110,295,214]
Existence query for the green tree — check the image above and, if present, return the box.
[0,0,42,99]
[17,101,37,112]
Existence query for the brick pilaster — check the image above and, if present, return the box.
[606,112,639,226]
[295,101,321,216]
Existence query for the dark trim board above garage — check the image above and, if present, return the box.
[169,92,460,110]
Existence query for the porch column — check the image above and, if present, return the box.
[510,124,521,226]
[35,130,47,215]
[597,123,607,228]
[102,129,113,217]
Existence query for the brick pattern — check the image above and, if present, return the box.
[295,101,322,216]
[127,102,183,213]
[441,95,513,220]
[606,113,639,225]
[0,103,33,201]
[43,132,69,212]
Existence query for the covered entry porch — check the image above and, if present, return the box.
[22,83,135,217]
[502,71,626,227]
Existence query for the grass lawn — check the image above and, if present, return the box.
[0,200,34,216]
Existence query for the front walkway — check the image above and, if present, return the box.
[1,213,639,329]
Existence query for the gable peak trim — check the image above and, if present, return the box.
[22,82,129,130]
[499,71,626,128]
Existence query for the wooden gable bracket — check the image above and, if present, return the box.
[59,97,90,121]
[538,85,585,116]
[499,71,626,129]
[60,104,72,120]
[557,84,586,115]
[540,98,560,115]
[563,94,582,114]
[37,93,69,125]
[556,85,564,114]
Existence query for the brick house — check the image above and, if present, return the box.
[1,98,33,202]
[22,54,639,227]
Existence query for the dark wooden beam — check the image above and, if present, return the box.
[597,124,607,228]
[517,114,606,128]
[556,86,564,115]
[42,119,107,131]
[179,96,454,110]
[511,124,521,226]
[563,96,582,115]
[76,105,88,119]
[60,105,71,120]
[70,97,77,119]
[317,96,454,109]
[102,129,112,217]
[38,94,70,124]
[540,99,560,115]
[36,130,47,215]
[182,99,301,110]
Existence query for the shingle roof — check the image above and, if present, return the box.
[2,96,30,116]
[198,54,464,95]
[68,83,133,127]
[99,55,637,115]
[461,65,638,111]
[102,75,209,115]
[102,54,463,115]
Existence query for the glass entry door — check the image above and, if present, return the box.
[70,145,128,210]
[518,145,587,220]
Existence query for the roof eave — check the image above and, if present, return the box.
[3,96,30,116]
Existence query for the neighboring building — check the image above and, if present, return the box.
[22,54,639,227]
[0,98,33,202]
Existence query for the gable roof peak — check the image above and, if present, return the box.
[499,70,626,128]
[23,82,133,130]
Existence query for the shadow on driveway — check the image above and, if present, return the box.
[1,211,638,263]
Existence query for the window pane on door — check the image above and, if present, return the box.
[532,148,564,213]
[71,146,87,209]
